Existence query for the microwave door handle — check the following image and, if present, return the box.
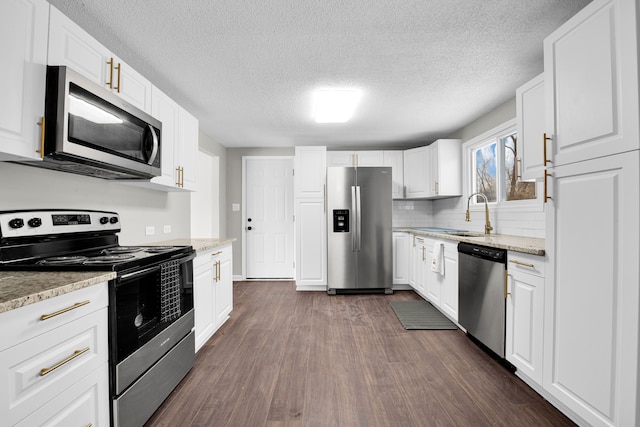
[146,125,159,166]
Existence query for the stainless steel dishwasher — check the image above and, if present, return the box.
[458,242,507,358]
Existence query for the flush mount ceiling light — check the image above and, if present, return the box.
[313,89,361,123]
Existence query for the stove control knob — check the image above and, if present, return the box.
[9,218,24,229]
[109,216,119,224]
[27,218,42,228]
[100,217,109,225]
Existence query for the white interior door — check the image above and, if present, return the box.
[245,158,294,279]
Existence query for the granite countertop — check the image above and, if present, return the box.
[395,227,545,256]
[149,237,236,253]
[0,271,116,314]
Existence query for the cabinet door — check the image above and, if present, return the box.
[383,151,404,199]
[355,151,384,166]
[430,139,462,198]
[440,242,459,321]
[150,86,179,187]
[544,151,639,426]
[178,107,198,191]
[114,56,153,114]
[0,0,49,161]
[516,74,545,181]
[544,0,639,166]
[15,363,109,427]
[411,237,427,295]
[326,151,354,167]
[392,232,410,285]
[215,252,233,327]
[403,146,429,198]
[48,6,110,86]
[193,258,215,352]
[294,146,327,199]
[424,239,441,306]
[506,268,543,385]
[295,199,327,290]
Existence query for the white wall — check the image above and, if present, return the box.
[0,162,191,245]
[191,151,219,237]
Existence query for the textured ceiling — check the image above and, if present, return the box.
[47,0,591,148]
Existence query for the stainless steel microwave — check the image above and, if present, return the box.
[24,66,162,179]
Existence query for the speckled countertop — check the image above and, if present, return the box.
[0,271,116,314]
[149,237,236,252]
[0,238,235,315]
[394,228,545,256]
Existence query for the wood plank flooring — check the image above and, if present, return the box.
[145,281,575,427]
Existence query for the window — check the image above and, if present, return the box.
[469,124,536,205]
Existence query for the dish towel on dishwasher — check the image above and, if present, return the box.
[431,241,445,275]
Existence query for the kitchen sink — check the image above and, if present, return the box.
[445,231,485,237]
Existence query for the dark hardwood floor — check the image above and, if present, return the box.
[145,281,575,427]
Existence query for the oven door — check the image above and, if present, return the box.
[109,254,194,395]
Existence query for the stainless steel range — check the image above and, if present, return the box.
[0,209,195,427]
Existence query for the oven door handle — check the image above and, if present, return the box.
[119,265,161,281]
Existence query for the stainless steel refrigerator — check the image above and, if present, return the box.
[326,166,393,294]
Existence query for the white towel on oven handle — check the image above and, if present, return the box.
[431,241,445,275]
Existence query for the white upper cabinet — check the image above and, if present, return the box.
[326,151,384,167]
[48,6,152,113]
[544,0,640,166]
[403,140,461,199]
[428,139,461,198]
[112,55,153,113]
[403,146,430,199]
[294,146,327,199]
[382,151,404,199]
[126,86,197,191]
[178,107,198,191]
[0,0,49,161]
[516,73,545,180]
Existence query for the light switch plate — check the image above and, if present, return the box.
[145,226,155,236]
[163,225,171,234]
[232,203,240,212]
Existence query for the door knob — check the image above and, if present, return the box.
[247,226,252,230]
[248,218,252,222]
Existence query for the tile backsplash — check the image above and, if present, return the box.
[393,197,545,238]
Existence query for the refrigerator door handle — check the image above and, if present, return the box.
[355,186,362,251]
[351,185,357,252]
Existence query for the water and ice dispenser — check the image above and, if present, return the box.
[332,209,349,232]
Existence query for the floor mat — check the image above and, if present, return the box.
[389,300,457,330]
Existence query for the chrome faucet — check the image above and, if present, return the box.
[466,192,493,235]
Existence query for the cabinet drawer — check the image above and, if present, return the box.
[508,252,544,277]
[0,308,108,425]
[195,244,232,267]
[14,363,109,427]
[0,283,108,351]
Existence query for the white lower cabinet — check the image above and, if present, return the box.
[424,238,458,322]
[408,235,458,322]
[294,199,327,290]
[194,244,233,352]
[0,283,109,427]
[544,150,639,426]
[409,235,427,295]
[506,251,544,386]
[392,232,410,286]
